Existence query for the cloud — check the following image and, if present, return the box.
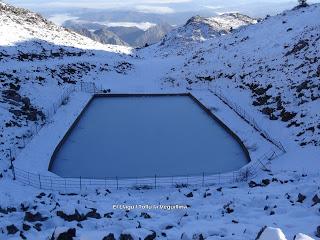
[48,14,79,25]
[7,0,192,10]
[105,22,157,31]
[135,5,175,14]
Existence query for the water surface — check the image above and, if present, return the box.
[50,95,249,179]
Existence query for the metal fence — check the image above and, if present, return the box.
[6,82,101,161]
[8,84,284,192]
[12,150,276,193]
[209,88,286,153]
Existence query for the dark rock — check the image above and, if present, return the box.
[255,226,267,240]
[20,231,27,240]
[144,231,156,240]
[226,207,234,214]
[297,193,306,203]
[23,223,31,231]
[280,110,297,122]
[9,83,20,91]
[261,179,270,186]
[312,194,320,206]
[55,228,76,240]
[103,233,116,240]
[33,223,42,231]
[7,224,19,235]
[285,40,309,56]
[21,97,31,108]
[24,211,48,222]
[0,206,16,214]
[316,226,320,238]
[85,209,101,219]
[249,181,258,188]
[216,187,222,192]
[119,233,134,240]
[165,225,174,230]
[104,212,113,218]
[198,234,205,240]
[185,192,193,198]
[56,210,86,222]
[140,212,151,219]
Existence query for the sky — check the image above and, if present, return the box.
[5,0,320,25]
[5,0,310,13]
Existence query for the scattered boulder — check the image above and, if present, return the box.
[316,226,320,238]
[297,193,306,203]
[312,194,320,206]
[249,181,259,188]
[7,224,19,235]
[85,208,101,219]
[261,179,270,186]
[24,211,48,222]
[144,231,156,240]
[103,233,116,240]
[51,228,76,240]
[56,210,86,222]
[23,223,31,231]
[185,192,193,198]
[140,212,151,219]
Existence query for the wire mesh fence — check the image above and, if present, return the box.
[12,150,276,193]
[209,88,286,153]
[7,84,283,192]
[6,82,102,162]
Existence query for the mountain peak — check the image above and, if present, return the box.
[160,12,257,48]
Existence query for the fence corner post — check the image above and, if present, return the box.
[38,174,41,189]
[116,176,118,190]
[10,158,16,180]
[202,172,205,187]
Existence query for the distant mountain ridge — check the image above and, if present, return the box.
[63,20,173,47]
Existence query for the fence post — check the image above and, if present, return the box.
[105,177,107,189]
[233,171,235,183]
[202,172,204,187]
[65,179,67,192]
[10,159,16,180]
[154,175,157,189]
[116,176,118,190]
[38,174,41,189]
[219,172,221,185]
[50,177,53,191]
[28,172,30,185]
[80,176,82,191]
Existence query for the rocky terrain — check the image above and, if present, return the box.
[0,1,319,239]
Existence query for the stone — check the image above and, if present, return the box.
[103,233,116,240]
[6,225,19,235]
[297,193,306,203]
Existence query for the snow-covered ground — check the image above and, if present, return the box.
[0,1,319,239]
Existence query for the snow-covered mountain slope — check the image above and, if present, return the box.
[153,4,320,147]
[0,1,319,239]
[159,13,257,48]
[0,2,134,170]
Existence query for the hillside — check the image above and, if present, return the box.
[159,13,257,48]
[151,5,320,147]
[0,1,319,240]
